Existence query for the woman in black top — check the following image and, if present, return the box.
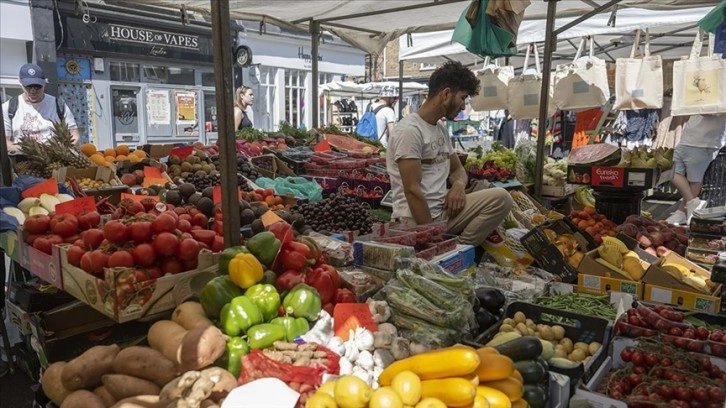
[234,86,255,130]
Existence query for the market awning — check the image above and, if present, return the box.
[319,81,428,98]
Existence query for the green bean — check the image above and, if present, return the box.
[536,292,617,320]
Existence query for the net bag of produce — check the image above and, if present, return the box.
[238,346,340,386]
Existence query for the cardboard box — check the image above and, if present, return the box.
[18,228,64,289]
[5,300,32,335]
[53,166,129,204]
[434,244,475,275]
[29,301,115,346]
[0,230,22,263]
[141,144,176,159]
[576,248,648,298]
[567,165,659,189]
[520,219,596,283]
[59,246,219,322]
[540,183,575,197]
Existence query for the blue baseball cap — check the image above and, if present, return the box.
[19,63,47,87]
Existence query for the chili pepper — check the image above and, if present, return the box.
[282,284,322,321]
[334,288,356,304]
[246,323,286,350]
[199,275,244,319]
[246,231,281,267]
[270,316,310,342]
[224,336,250,378]
[275,269,305,295]
[228,252,264,289]
[220,295,264,336]
[219,246,250,275]
[244,284,281,322]
[304,265,339,304]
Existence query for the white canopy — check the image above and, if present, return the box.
[399,6,715,66]
[319,81,428,97]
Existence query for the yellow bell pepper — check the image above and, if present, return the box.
[229,252,264,289]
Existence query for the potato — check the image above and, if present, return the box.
[109,395,163,408]
[148,320,187,365]
[559,338,574,354]
[569,349,586,362]
[525,319,536,330]
[61,344,120,391]
[499,324,515,333]
[93,386,117,407]
[574,342,589,354]
[551,325,566,340]
[527,328,535,336]
[553,345,567,359]
[60,390,105,408]
[172,302,213,331]
[179,325,227,371]
[513,311,526,324]
[41,362,73,406]
[588,342,602,357]
[102,374,161,401]
[502,318,515,326]
[538,326,555,341]
[515,323,529,336]
[113,346,178,386]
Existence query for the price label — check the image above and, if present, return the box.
[55,196,96,216]
[212,186,242,204]
[22,178,59,198]
[143,177,167,187]
[143,166,162,178]
[260,211,284,227]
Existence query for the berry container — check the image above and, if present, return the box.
[431,234,458,255]
[613,318,658,338]
[329,159,367,169]
[391,220,448,245]
[660,333,707,353]
[415,243,438,261]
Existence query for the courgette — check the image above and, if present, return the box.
[486,332,521,347]
[548,357,580,369]
[513,360,547,385]
[523,384,547,408]
[494,336,542,361]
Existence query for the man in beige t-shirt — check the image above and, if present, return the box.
[386,61,512,260]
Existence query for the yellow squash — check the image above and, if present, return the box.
[391,371,422,405]
[477,386,512,408]
[474,354,514,382]
[511,370,524,384]
[477,346,499,355]
[379,347,480,386]
[420,378,477,407]
[481,377,523,402]
[415,398,447,408]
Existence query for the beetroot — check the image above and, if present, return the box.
[625,215,644,227]
[650,232,664,247]
[664,239,679,251]
[619,223,639,238]
[646,225,659,233]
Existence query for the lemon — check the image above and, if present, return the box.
[306,393,338,408]
[414,398,447,408]
[370,387,403,408]
[318,381,337,398]
[391,371,422,405]
[334,375,372,408]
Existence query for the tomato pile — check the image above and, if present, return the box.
[599,338,726,408]
[23,210,102,255]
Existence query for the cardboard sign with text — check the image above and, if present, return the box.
[55,197,96,216]
[591,166,624,188]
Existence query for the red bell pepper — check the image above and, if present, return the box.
[304,265,340,304]
[268,221,293,244]
[277,241,310,271]
[275,269,304,294]
[296,236,322,265]
[334,288,356,304]
[322,302,335,316]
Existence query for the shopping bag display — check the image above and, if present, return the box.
[614,29,664,110]
[672,28,726,116]
[471,58,514,111]
[553,36,610,112]
[507,44,555,119]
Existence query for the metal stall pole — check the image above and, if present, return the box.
[534,0,558,199]
[0,113,11,187]
[311,21,321,129]
[210,0,241,247]
[398,60,404,120]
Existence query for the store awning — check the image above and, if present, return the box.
[319,81,428,98]
[0,0,33,42]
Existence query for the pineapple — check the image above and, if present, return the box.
[16,136,50,178]
[50,120,92,168]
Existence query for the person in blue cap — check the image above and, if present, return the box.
[3,63,79,151]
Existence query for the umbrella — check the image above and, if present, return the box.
[451,0,520,58]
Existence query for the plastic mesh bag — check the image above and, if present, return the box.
[255,176,323,202]
[238,346,339,386]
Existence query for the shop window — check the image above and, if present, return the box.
[110,62,141,82]
[318,73,335,126]
[143,65,195,85]
[285,70,306,128]
[111,88,140,137]
[203,91,217,133]
[201,71,216,87]
[1,86,23,103]
[256,67,276,131]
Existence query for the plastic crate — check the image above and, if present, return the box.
[391,221,448,245]
[302,175,340,196]
[699,145,726,208]
[305,168,344,178]
[311,152,347,165]
[472,301,610,388]
[356,229,417,247]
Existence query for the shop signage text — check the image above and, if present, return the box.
[591,166,624,188]
[298,47,323,63]
[108,24,200,50]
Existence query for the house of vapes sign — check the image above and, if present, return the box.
[108,24,199,50]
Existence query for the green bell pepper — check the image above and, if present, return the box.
[261,269,277,285]
[247,232,281,267]
[224,336,249,378]
[220,295,264,336]
[199,275,244,319]
[270,316,310,342]
[244,284,281,322]
[246,323,286,350]
[282,284,322,321]
[219,246,249,275]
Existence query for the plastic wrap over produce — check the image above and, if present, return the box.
[472,262,553,303]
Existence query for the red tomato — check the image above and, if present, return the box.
[191,213,209,228]
[178,238,201,261]
[163,210,179,221]
[139,198,156,212]
[152,213,177,234]
[118,198,144,215]
[108,251,135,268]
[129,221,153,244]
[178,214,192,222]
[104,220,130,244]
[211,235,225,252]
[63,233,81,244]
[182,258,198,271]
[188,208,200,216]
[132,243,156,267]
[66,245,87,267]
[25,233,40,245]
[46,234,64,246]
[89,250,110,274]
[133,269,149,282]
[174,207,188,215]
[160,258,183,275]
[190,229,215,245]
[73,239,84,247]
[33,237,52,255]
[80,251,93,273]
[177,219,192,233]
[82,228,105,249]
[180,232,193,240]
[77,210,101,230]
[154,232,179,257]
[146,266,162,280]
[24,214,51,234]
[50,214,79,237]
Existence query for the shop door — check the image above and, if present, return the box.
[111,87,141,146]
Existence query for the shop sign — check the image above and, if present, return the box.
[298,47,323,68]
[108,24,199,50]
[591,166,624,188]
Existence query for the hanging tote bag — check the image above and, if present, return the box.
[508,44,555,119]
[552,36,610,112]
[672,28,726,116]
[471,57,514,111]
[614,29,664,110]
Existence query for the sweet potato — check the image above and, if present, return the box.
[94,385,117,407]
[179,324,227,371]
[202,367,237,403]
[102,374,161,401]
[109,395,163,408]
[113,346,178,386]
[41,362,73,406]
[60,390,105,408]
[172,302,213,330]
[61,344,120,390]
[148,320,187,365]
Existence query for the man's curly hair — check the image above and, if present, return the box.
[427,61,479,97]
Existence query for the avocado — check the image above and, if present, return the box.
[240,208,256,225]
[188,192,203,206]
[250,219,264,234]
[239,199,251,211]
[178,183,196,199]
[165,190,182,206]
[202,186,214,199]
[254,205,268,218]
[196,197,214,217]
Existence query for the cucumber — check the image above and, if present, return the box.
[548,357,580,369]
[523,384,547,408]
[539,339,554,360]
[513,360,547,385]
[494,336,542,361]
[485,332,521,347]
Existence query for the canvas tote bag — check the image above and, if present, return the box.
[508,44,555,119]
[553,36,610,111]
[471,57,514,111]
[614,29,664,110]
[671,28,726,116]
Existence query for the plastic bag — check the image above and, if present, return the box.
[514,139,537,183]
[255,176,323,202]
[473,262,552,303]
[384,279,469,330]
[388,306,459,347]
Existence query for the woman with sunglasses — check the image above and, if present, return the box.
[2,63,80,152]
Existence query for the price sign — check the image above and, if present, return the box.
[143,166,162,178]
[22,178,59,198]
[55,197,96,216]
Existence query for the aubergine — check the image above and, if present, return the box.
[475,287,506,314]
[474,307,497,332]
